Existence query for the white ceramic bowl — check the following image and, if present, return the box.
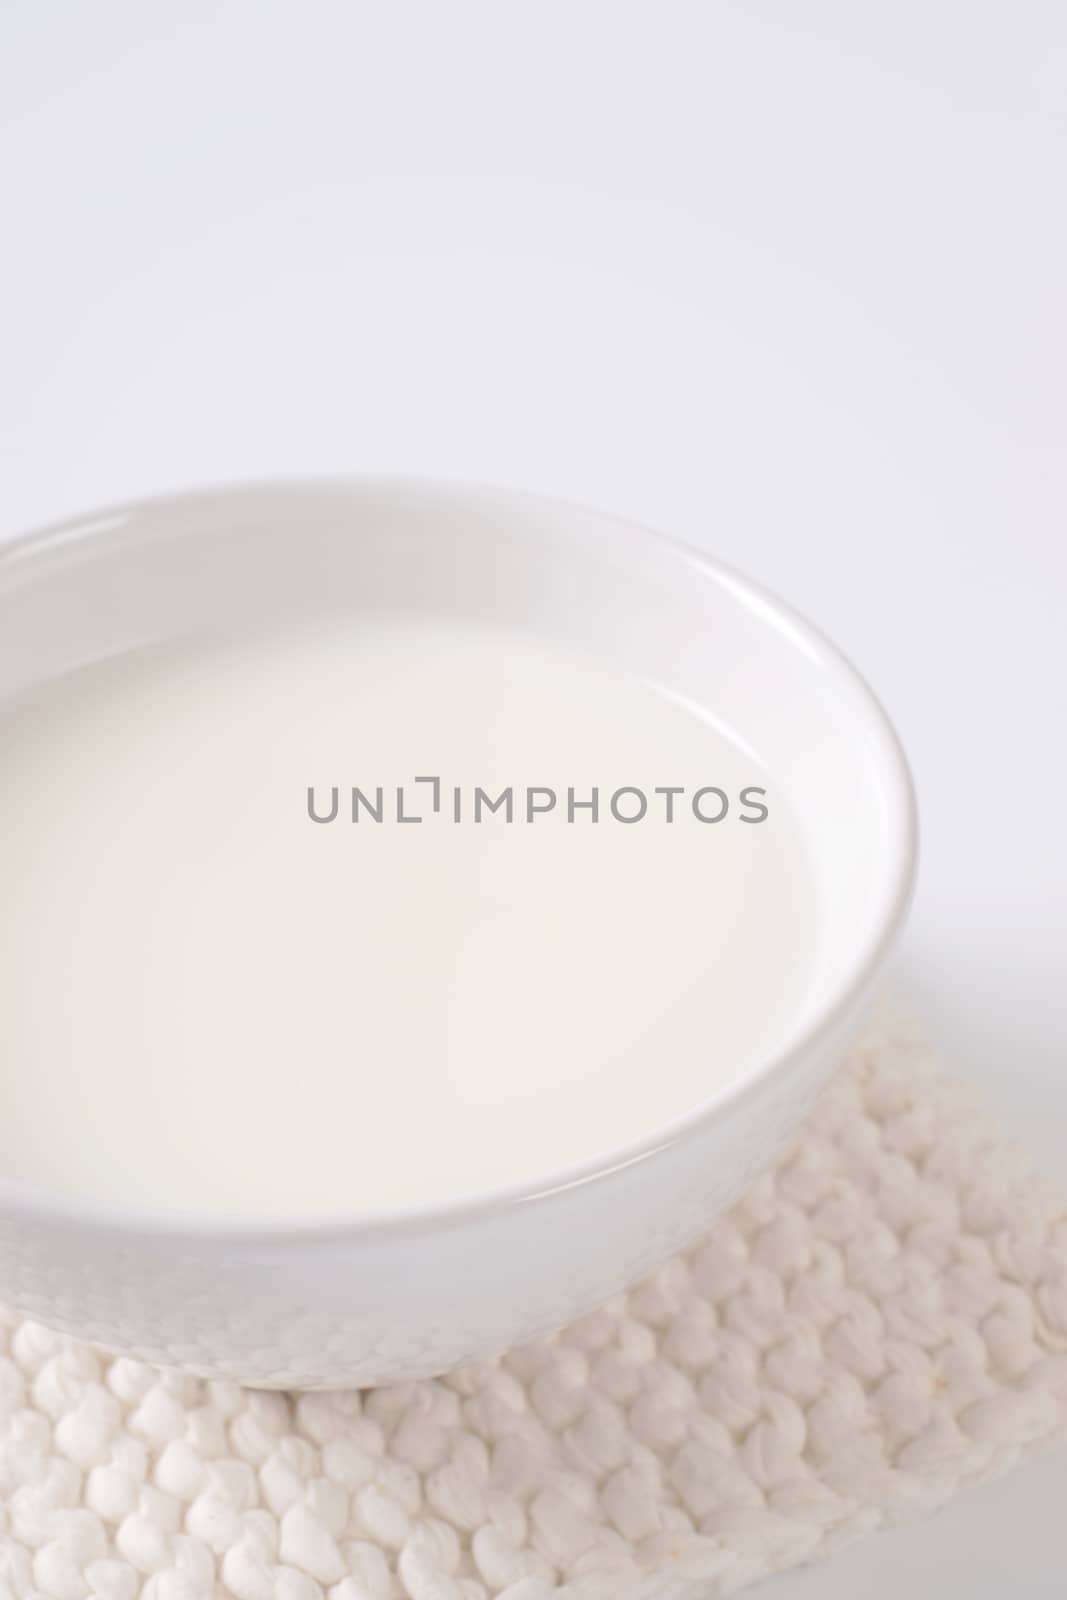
[0,480,916,1388]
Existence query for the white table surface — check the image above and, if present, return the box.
[1,3,1064,1591]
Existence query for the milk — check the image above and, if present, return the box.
[0,619,820,1216]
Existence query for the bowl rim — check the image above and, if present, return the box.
[0,474,919,1242]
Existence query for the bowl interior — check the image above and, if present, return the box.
[0,481,914,1150]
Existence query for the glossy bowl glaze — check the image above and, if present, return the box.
[0,480,916,1386]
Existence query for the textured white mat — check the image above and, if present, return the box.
[2,1011,1066,1600]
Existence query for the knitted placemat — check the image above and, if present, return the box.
[2,1010,1066,1600]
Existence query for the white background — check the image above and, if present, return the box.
[1,3,1065,1592]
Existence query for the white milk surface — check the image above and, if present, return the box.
[0,619,820,1216]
